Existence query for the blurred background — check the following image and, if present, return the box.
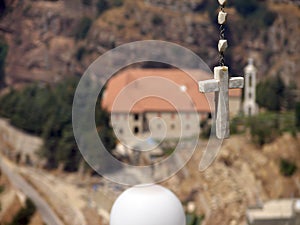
[0,0,300,225]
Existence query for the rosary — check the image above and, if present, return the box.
[199,0,244,139]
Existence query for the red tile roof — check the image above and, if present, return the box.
[102,68,241,113]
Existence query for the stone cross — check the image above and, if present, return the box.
[198,66,244,139]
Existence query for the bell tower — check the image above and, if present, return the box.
[243,58,258,116]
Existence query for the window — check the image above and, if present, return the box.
[208,113,212,119]
[249,75,252,87]
[170,124,175,130]
[134,126,139,134]
[119,128,123,135]
[186,124,190,130]
[134,113,139,121]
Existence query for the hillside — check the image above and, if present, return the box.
[163,133,300,225]
[0,169,43,225]
[1,124,300,225]
[0,0,299,87]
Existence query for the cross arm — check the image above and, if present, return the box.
[199,79,219,93]
[229,77,244,89]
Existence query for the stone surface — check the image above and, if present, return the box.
[198,79,219,92]
[218,0,227,5]
[214,66,230,139]
[218,11,227,24]
[198,66,244,139]
[218,40,228,52]
[229,77,244,89]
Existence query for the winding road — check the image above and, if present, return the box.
[0,156,64,225]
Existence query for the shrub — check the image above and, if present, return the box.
[81,0,92,6]
[9,198,36,225]
[280,159,297,177]
[0,79,116,172]
[233,0,277,32]
[76,46,86,61]
[75,17,92,40]
[0,185,4,193]
[230,115,245,135]
[97,0,109,15]
[248,113,280,146]
[152,14,163,25]
[186,213,205,225]
[0,38,8,88]
[0,0,6,15]
[256,75,285,111]
[234,0,259,17]
[263,11,277,27]
[112,0,123,7]
[296,102,300,129]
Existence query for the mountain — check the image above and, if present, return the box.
[0,0,299,87]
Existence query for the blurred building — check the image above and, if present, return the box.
[243,58,258,116]
[102,68,242,142]
[246,199,300,225]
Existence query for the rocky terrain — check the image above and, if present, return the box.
[0,1,300,225]
[163,133,300,225]
[0,168,44,225]
[1,118,299,225]
[0,0,299,87]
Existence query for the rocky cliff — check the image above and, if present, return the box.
[0,0,299,87]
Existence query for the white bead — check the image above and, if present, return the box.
[218,40,228,52]
[218,11,227,24]
[218,0,226,5]
[110,185,186,225]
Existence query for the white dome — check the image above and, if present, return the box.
[110,185,186,225]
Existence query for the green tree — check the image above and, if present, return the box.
[111,0,123,7]
[296,102,300,129]
[97,0,109,15]
[9,198,36,225]
[234,0,259,17]
[0,0,6,15]
[81,0,92,6]
[248,113,280,146]
[285,82,297,110]
[75,17,92,40]
[280,159,297,177]
[256,75,286,111]
[0,78,116,172]
[0,38,8,88]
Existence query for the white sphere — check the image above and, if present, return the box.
[110,185,186,225]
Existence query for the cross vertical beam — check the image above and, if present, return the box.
[215,66,229,138]
[199,66,244,139]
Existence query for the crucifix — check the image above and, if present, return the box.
[198,0,244,139]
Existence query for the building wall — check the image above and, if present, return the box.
[146,112,200,140]
[111,111,202,143]
[110,96,240,143]
[229,96,242,117]
[248,218,293,225]
[110,113,132,142]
